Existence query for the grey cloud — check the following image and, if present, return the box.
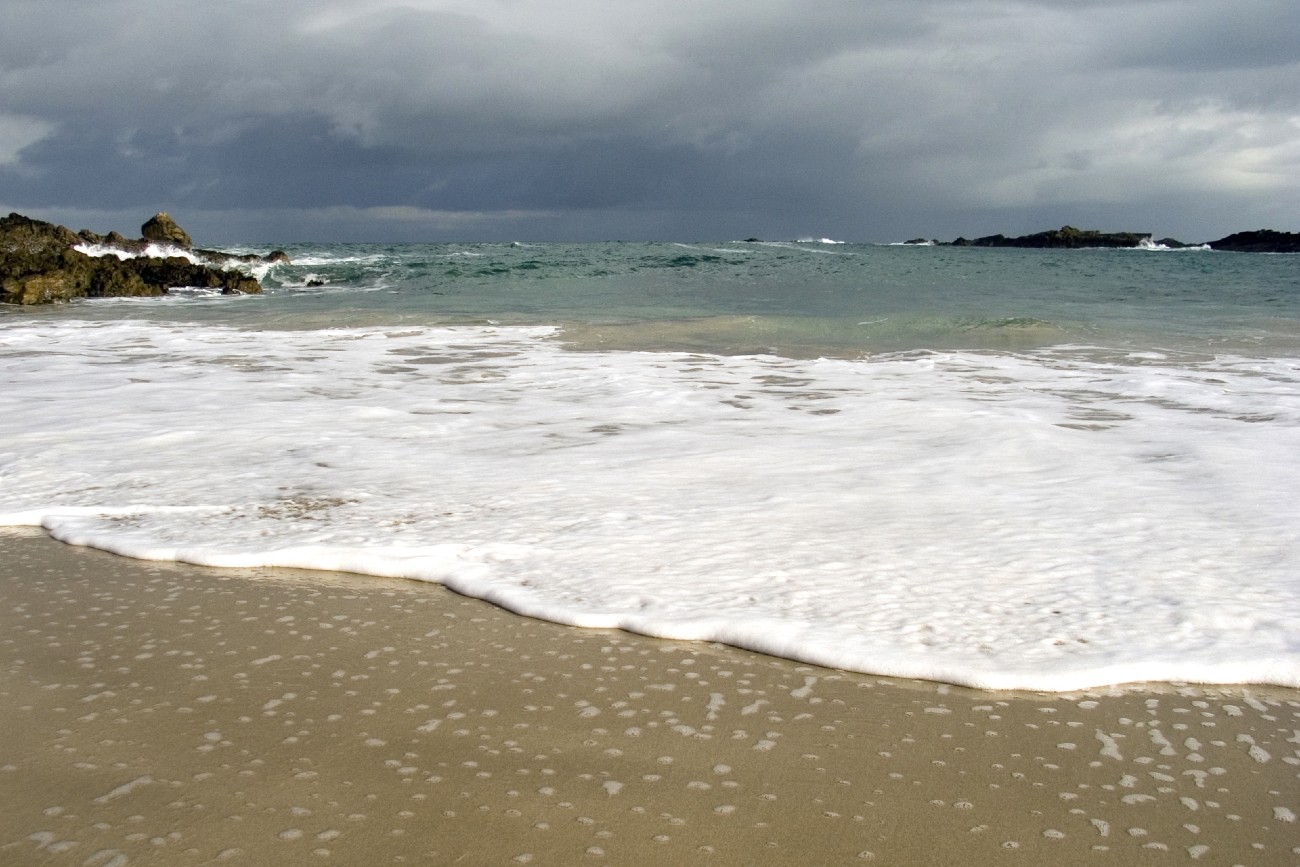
[1,0,1296,242]
[1098,0,1300,72]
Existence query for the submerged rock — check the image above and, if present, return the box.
[1,212,286,305]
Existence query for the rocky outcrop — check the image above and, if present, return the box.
[1,212,286,305]
[1206,230,1300,253]
[140,211,193,248]
[941,225,1298,252]
[950,226,1150,249]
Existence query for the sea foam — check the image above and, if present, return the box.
[2,319,1297,691]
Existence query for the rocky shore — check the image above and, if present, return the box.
[0,212,288,305]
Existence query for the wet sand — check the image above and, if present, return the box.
[2,528,1297,866]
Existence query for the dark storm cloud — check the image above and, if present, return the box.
[1,0,1296,242]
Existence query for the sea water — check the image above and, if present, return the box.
[2,240,1297,691]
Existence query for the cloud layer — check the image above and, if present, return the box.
[3,0,1297,242]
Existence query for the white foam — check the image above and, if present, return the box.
[72,243,279,282]
[754,241,854,255]
[671,243,754,256]
[74,242,203,262]
[2,320,1298,691]
[288,253,389,266]
[1135,239,1212,252]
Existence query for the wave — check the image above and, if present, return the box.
[72,242,284,282]
[1136,239,1212,252]
[750,241,855,255]
[3,319,1297,691]
[74,241,203,262]
[289,253,392,266]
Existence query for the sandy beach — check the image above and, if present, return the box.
[1,527,1296,866]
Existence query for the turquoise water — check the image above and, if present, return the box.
[274,242,1300,352]
[20,241,1297,356]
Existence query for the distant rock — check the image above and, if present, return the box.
[1,212,287,305]
[943,225,1298,252]
[1206,230,1300,253]
[950,226,1151,249]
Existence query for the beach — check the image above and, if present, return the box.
[2,528,1296,865]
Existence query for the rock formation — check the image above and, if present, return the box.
[1206,230,1300,253]
[1,212,287,305]
[950,226,1151,249]
[140,211,193,248]
[942,226,1298,252]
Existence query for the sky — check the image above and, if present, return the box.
[2,0,1297,244]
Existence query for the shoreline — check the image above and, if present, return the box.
[2,528,1297,865]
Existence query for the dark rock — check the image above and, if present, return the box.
[87,263,153,298]
[141,211,193,248]
[196,247,291,266]
[943,226,1297,252]
[1206,230,1300,253]
[1,212,83,268]
[955,226,1151,249]
[1,212,283,305]
[127,256,259,297]
[0,213,95,303]
[77,228,148,255]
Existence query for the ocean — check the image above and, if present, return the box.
[2,239,1297,691]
